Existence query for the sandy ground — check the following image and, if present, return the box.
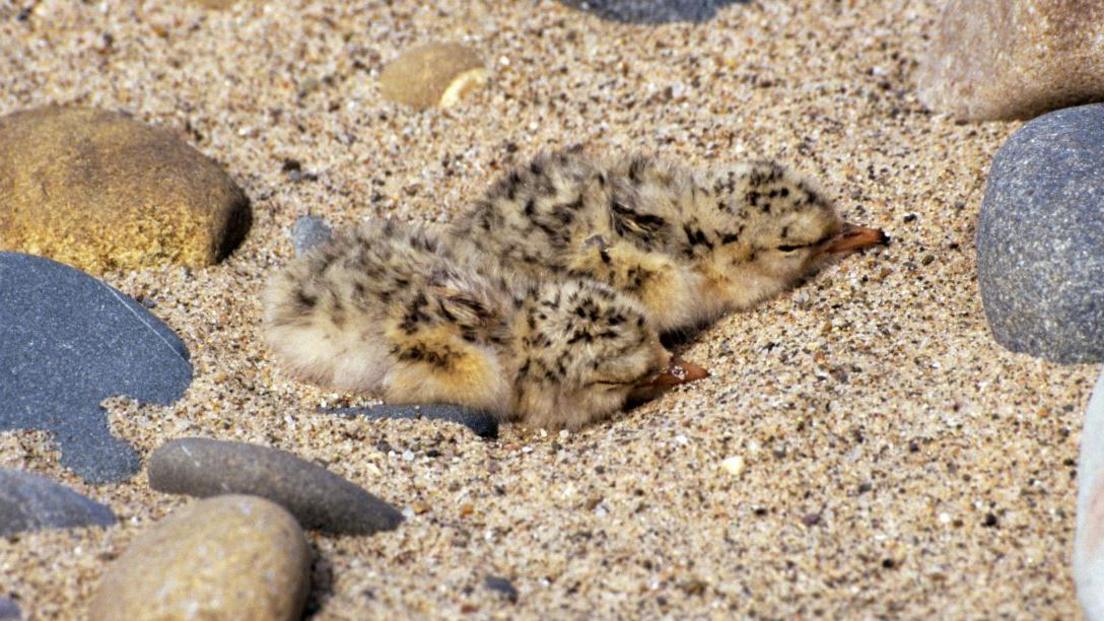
[1,0,1099,619]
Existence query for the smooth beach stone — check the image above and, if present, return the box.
[483,576,519,604]
[379,43,487,110]
[0,598,20,620]
[557,0,745,23]
[0,469,115,536]
[917,0,1104,121]
[977,104,1104,362]
[0,106,251,273]
[87,495,309,621]
[1076,371,1104,619]
[291,215,334,257]
[0,253,192,483]
[325,403,499,439]
[148,437,403,535]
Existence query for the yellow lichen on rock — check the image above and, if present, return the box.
[0,106,251,273]
[379,42,487,110]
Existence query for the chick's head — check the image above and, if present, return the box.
[701,161,886,308]
[513,280,669,429]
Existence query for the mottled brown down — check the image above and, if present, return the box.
[451,148,886,335]
[263,220,699,430]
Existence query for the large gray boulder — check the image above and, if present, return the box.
[977,104,1104,362]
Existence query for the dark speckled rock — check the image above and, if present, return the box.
[0,253,192,483]
[148,438,403,535]
[0,468,115,536]
[977,104,1104,363]
[557,0,746,23]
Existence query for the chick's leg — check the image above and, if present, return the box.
[380,324,512,417]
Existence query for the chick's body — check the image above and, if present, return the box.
[452,149,881,334]
[263,220,669,429]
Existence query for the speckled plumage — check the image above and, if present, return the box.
[451,148,885,334]
[263,220,670,429]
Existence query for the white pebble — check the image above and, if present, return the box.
[721,456,745,476]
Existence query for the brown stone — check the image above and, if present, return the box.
[87,495,310,621]
[918,0,1104,121]
[0,106,250,273]
[379,43,487,110]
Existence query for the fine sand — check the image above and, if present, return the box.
[1,1,1098,619]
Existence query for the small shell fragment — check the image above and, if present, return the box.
[721,456,746,476]
[379,43,487,110]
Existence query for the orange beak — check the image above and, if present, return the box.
[647,356,710,389]
[820,223,889,255]
[628,356,710,403]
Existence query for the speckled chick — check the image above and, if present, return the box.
[262,219,674,430]
[450,148,887,335]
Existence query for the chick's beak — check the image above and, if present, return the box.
[647,357,710,389]
[820,223,889,255]
[627,356,710,403]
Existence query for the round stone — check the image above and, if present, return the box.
[0,468,115,536]
[379,43,487,110]
[87,495,310,621]
[0,106,251,273]
[148,437,403,535]
[977,103,1104,362]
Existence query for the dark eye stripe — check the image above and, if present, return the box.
[778,232,836,252]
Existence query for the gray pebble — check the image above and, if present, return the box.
[291,215,333,257]
[557,0,746,23]
[148,437,403,535]
[483,576,519,603]
[977,103,1104,362]
[0,598,20,620]
[0,468,115,536]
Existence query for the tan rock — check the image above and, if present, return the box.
[379,42,487,110]
[0,106,251,273]
[87,495,310,621]
[917,0,1104,121]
